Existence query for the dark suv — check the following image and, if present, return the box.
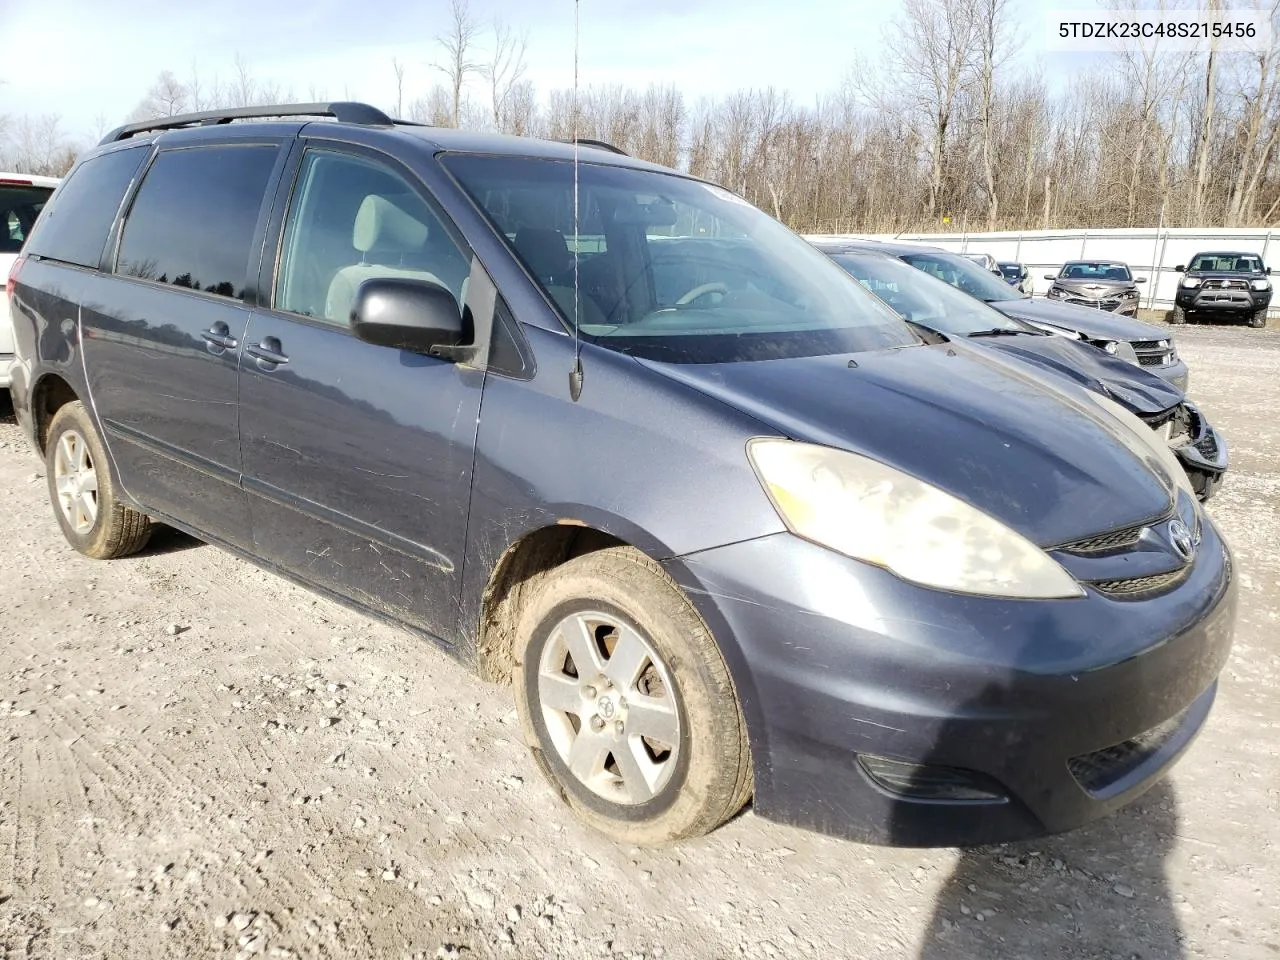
[7,104,1236,848]
[1173,251,1272,327]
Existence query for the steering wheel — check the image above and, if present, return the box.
[675,282,730,306]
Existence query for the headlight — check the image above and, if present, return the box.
[1096,339,1140,365]
[1086,395,1194,499]
[1123,289,1139,298]
[1181,277,1202,289]
[1047,286,1066,298]
[1250,279,1270,292]
[747,439,1084,599]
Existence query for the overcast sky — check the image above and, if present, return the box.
[1,0,1088,139]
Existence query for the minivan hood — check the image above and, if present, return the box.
[969,334,1182,416]
[639,343,1174,547]
[992,298,1166,341]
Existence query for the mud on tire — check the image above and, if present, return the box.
[512,546,752,846]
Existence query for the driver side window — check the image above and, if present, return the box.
[275,150,471,326]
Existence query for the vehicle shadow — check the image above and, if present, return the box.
[135,523,206,556]
[917,781,1182,958]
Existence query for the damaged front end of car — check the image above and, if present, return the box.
[1142,401,1228,502]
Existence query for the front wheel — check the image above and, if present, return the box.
[1169,305,1187,325]
[1248,308,1268,329]
[45,401,152,559]
[513,547,752,846]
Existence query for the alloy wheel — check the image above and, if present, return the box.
[53,429,99,534]
[536,610,682,805]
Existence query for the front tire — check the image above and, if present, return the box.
[1248,308,1268,329]
[513,547,752,846]
[45,402,152,559]
[1169,305,1187,325]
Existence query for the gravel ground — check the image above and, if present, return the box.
[1,324,1278,960]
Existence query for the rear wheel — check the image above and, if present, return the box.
[45,402,152,559]
[513,547,752,846]
[1248,308,1268,329]
[1169,305,1187,325]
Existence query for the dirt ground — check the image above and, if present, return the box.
[2,324,1278,960]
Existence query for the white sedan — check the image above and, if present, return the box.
[2,172,60,388]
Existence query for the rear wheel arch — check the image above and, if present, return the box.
[32,373,80,452]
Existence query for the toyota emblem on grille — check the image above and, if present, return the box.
[1169,518,1195,561]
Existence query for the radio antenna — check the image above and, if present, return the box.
[569,0,585,402]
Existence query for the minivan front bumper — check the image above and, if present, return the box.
[664,520,1236,847]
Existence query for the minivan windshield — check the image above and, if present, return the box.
[831,252,1030,335]
[443,155,919,363]
[900,251,1029,303]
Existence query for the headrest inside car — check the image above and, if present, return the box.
[353,194,429,253]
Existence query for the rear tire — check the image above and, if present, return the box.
[1169,306,1187,325]
[512,546,752,846]
[1248,309,1268,329]
[45,401,152,559]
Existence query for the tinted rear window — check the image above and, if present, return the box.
[25,149,147,268]
[116,145,278,299]
[0,184,54,254]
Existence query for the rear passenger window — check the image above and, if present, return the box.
[24,148,145,268]
[116,145,277,300]
[274,150,470,324]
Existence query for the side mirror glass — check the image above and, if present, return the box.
[1043,273,1057,280]
[351,277,470,359]
[1136,277,1147,283]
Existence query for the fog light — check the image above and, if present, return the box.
[857,755,1007,802]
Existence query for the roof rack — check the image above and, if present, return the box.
[556,137,629,156]
[99,102,395,145]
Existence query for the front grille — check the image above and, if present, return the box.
[1069,703,1193,795]
[1060,523,1145,555]
[1131,338,1173,366]
[1202,278,1248,291]
[1064,296,1122,310]
[1090,566,1190,599]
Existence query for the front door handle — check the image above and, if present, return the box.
[246,337,290,368]
[201,322,239,351]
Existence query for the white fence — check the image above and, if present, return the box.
[805,227,1279,313]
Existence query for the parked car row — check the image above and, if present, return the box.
[6,104,1237,850]
[949,249,1271,328]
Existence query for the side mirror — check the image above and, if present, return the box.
[1174,265,1185,273]
[350,277,470,359]
[1136,277,1147,284]
[1267,267,1272,275]
[1043,273,1057,281]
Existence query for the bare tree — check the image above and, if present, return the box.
[392,58,406,118]
[435,0,480,127]
[127,70,190,122]
[482,18,529,131]
[972,0,1019,228]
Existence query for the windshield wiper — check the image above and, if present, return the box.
[968,328,1039,338]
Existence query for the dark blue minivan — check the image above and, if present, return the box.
[7,104,1236,847]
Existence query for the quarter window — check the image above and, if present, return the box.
[116,145,278,299]
[274,150,471,325]
[24,149,143,268]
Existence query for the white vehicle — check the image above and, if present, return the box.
[2,173,59,388]
[961,251,1003,275]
